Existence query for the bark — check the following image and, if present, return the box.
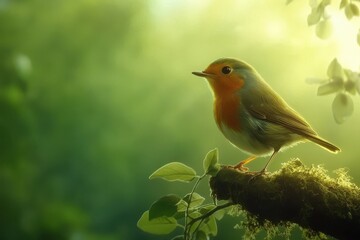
[209,160,360,240]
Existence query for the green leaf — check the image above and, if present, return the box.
[177,192,206,212]
[344,70,358,95]
[199,215,218,236]
[340,0,349,9]
[149,194,181,220]
[321,0,331,6]
[350,3,360,16]
[203,148,220,176]
[213,208,226,221]
[332,93,354,124]
[176,199,188,212]
[308,0,318,8]
[176,192,205,212]
[307,7,322,26]
[357,76,360,95]
[317,81,343,96]
[188,211,202,233]
[194,230,209,240]
[199,205,226,221]
[345,5,352,19]
[344,3,359,19]
[315,20,332,39]
[149,162,197,182]
[183,192,205,208]
[327,58,345,81]
[306,77,328,85]
[137,211,178,235]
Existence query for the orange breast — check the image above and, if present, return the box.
[214,96,241,132]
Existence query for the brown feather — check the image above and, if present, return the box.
[242,77,340,153]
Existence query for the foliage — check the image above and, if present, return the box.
[0,0,358,239]
[308,58,359,123]
[137,149,232,240]
[290,0,360,123]
[305,0,360,38]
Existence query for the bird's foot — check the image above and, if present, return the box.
[247,168,269,182]
[229,156,257,172]
[228,163,249,172]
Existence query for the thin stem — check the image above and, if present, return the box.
[177,224,185,230]
[183,174,206,240]
[191,217,206,239]
[188,202,234,227]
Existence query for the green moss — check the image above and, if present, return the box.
[210,159,360,239]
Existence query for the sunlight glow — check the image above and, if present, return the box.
[330,11,360,70]
[265,20,286,40]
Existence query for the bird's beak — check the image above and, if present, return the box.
[192,71,215,78]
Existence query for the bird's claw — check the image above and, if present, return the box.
[247,169,268,182]
[228,162,249,172]
[225,165,249,172]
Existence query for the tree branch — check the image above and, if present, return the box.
[209,159,360,240]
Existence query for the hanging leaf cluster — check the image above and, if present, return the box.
[309,58,359,124]
[290,0,360,44]
[307,0,333,39]
[341,0,360,20]
[137,149,231,240]
[289,0,360,123]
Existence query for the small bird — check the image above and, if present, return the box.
[192,58,340,174]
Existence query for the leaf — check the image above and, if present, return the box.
[137,211,177,235]
[203,148,220,176]
[183,192,205,208]
[327,58,345,81]
[315,20,333,39]
[321,0,331,6]
[350,3,360,16]
[177,192,206,212]
[357,76,360,94]
[149,195,181,220]
[309,0,319,8]
[307,7,322,26]
[149,162,197,182]
[176,199,188,212]
[194,230,209,240]
[213,208,226,221]
[344,3,359,19]
[317,81,343,96]
[199,215,218,236]
[306,77,328,85]
[332,93,354,124]
[199,205,226,220]
[344,69,358,95]
[186,211,218,237]
[340,0,349,9]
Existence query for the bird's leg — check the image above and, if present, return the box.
[260,149,278,173]
[231,155,256,172]
[248,149,279,179]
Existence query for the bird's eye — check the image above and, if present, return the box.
[221,66,232,74]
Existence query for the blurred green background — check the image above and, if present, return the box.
[1,0,359,239]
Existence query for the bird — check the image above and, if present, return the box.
[192,58,340,174]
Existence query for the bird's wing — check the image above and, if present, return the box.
[243,90,340,153]
[244,93,318,137]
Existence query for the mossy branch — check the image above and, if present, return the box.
[210,159,360,240]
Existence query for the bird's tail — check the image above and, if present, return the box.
[306,135,340,153]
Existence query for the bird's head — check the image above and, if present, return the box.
[192,58,256,98]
